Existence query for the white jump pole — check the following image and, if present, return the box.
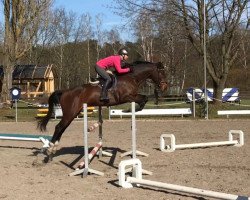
[127,177,248,200]
[83,103,89,175]
[0,134,51,148]
[160,130,244,152]
[132,102,136,159]
[118,159,249,200]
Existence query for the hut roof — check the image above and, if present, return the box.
[0,64,55,80]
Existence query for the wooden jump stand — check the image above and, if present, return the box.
[69,104,112,177]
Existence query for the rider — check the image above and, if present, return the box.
[95,48,131,102]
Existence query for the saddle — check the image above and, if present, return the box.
[89,70,117,90]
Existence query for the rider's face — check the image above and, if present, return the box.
[123,55,128,61]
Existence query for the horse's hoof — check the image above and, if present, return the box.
[122,109,131,113]
[32,153,46,166]
[42,150,53,163]
[43,155,53,163]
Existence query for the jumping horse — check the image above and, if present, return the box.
[38,61,168,161]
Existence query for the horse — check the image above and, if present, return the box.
[37,61,168,162]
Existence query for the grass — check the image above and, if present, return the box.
[0,99,249,122]
[0,102,38,122]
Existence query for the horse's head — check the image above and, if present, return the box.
[130,61,167,92]
[152,62,168,91]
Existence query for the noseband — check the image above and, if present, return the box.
[156,67,167,89]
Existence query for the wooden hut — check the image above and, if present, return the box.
[0,64,56,98]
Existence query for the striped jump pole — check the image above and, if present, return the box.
[69,141,103,176]
[118,159,249,200]
[87,122,101,132]
[160,130,244,152]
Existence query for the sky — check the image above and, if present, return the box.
[54,0,120,26]
[0,0,132,41]
[54,0,131,41]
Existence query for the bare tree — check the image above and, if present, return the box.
[106,27,122,54]
[0,22,3,45]
[134,10,155,61]
[114,0,250,102]
[52,8,77,89]
[1,0,52,104]
[171,0,249,104]
[82,14,93,81]
[95,14,104,61]
[28,8,57,64]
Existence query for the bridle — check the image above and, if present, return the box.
[156,67,167,89]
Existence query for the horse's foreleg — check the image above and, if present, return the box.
[134,94,148,111]
[122,94,148,112]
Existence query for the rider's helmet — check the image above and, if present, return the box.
[118,48,128,56]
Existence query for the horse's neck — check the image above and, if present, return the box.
[133,67,152,82]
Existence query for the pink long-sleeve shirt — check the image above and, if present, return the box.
[96,55,130,73]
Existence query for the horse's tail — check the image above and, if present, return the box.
[37,90,62,132]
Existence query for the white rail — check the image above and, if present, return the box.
[160,130,244,152]
[118,159,249,200]
[109,108,192,119]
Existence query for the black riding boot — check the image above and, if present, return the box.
[100,81,110,102]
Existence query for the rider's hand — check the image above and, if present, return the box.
[129,65,134,72]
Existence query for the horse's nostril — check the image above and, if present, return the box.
[160,83,168,91]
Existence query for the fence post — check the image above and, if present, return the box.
[192,89,196,118]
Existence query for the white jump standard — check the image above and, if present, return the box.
[160,130,244,152]
[120,102,152,175]
[69,104,112,177]
[118,159,250,200]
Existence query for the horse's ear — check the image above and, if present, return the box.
[156,62,164,69]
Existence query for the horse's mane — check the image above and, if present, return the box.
[132,61,152,65]
[132,61,164,70]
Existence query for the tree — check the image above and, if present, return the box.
[51,8,78,89]
[171,0,249,103]
[105,27,122,54]
[114,0,250,103]
[1,0,52,104]
[95,14,104,61]
[79,13,93,81]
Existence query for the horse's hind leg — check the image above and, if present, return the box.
[44,117,73,163]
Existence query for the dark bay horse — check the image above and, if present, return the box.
[38,61,167,160]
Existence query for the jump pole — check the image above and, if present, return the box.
[160,130,244,152]
[118,159,249,200]
[0,133,51,148]
[69,104,112,177]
